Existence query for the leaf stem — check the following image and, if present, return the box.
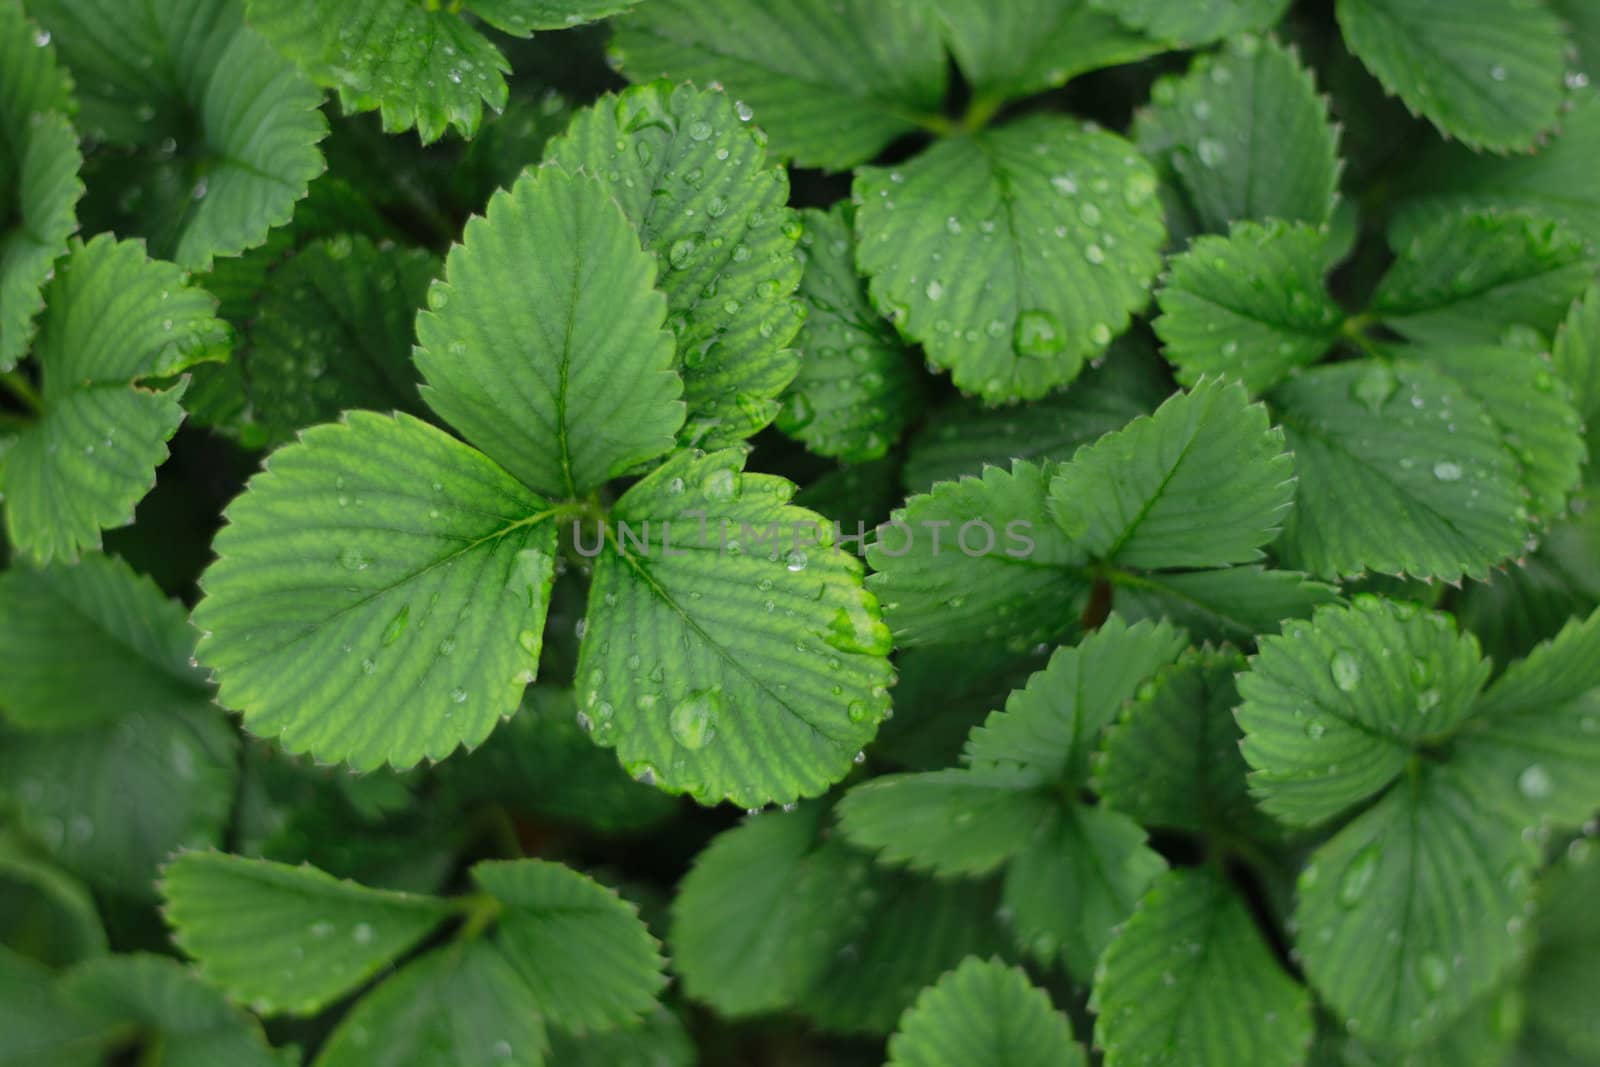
[1338,314,1385,360]
[454,891,504,942]
[0,370,42,414]
[961,92,1005,135]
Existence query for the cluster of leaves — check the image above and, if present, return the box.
[2,0,1600,1064]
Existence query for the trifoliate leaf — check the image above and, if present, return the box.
[194,411,558,771]
[0,837,107,967]
[887,956,1086,1067]
[867,461,1089,650]
[1270,360,1532,581]
[836,767,1056,877]
[1451,604,1600,829]
[928,0,1164,105]
[965,616,1188,785]
[1094,647,1261,835]
[1408,344,1583,522]
[608,0,948,171]
[1134,35,1341,240]
[1091,0,1292,46]
[31,0,326,269]
[0,554,209,732]
[670,804,873,1017]
[1048,378,1296,570]
[2,236,230,564]
[1293,763,1537,1047]
[1554,284,1600,458]
[1002,803,1165,978]
[436,687,677,834]
[246,0,507,144]
[0,700,236,896]
[1108,565,1338,644]
[1153,221,1344,395]
[1370,212,1599,347]
[1392,92,1600,247]
[777,205,922,463]
[314,942,549,1067]
[902,337,1168,492]
[544,82,803,448]
[854,115,1166,403]
[58,954,282,1067]
[239,235,438,448]
[0,945,108,1066]
[0,1,81,373]
[472,859,667,1035]
[415,166,681,500]
[577,449,894,807]
[1236,597,1490,827]
[160,852,453,1016]
[1092,867,1312,1067]
[1334,0,1568,152]
[546,1005,695,1067]
[802,871,1014,1035]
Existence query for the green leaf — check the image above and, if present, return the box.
[902,338,1168,493]
[1392,92,1600,247]
[1153,221,1344,395]
[1002,804,1165,978]
[1236,596,1491,827]
[1520,838,1600,1061]
[928,0,1166,105]
[546,1005,695,1067]
[1407,343,1583,522]
[465,0,646,36]
[59,954,282,1067]
[1335,0,1569,151]
[0,837,107,968]
[801,871,1014,1035]
[1091,0,1291,46]
[246,0,507,144]
[1094,646,1262,835]
[608,0,948,171]
[1048,378,1296,570]
[887,956,1086,1067]
[1451,604,1600,829]
[543,82,803,448]
[1370,212,1599,347]
[160,852,453,1016]
[313,942,548,1067]
[1108,565,1338,645]
[777,205,922,463]
[31,0,326,269]
[669,804,873,1017]
[0,1,81,373]
[965,616,1189,785]
[868,460,1089,649]
[0,554,209,732]
[854,114,1166,403]
[194,411,558,771]
[577,449,894,807]
[1270,360,1532,581]
[1293,763,1537,1046]
[472,859,667,1035]
[0,945,109,1067]
[2,236,230,565]
[836,767,1057,877]
[415,166,681,500]
[1554,0,1600,78]
[237,235,438,448]
[1092,867,1313,1067]
[1134,35,1341,239]
[1553,283,1600,459]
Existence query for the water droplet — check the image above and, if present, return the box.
[338,547,370,572]
[1014,309,1065,358]
[352,923,374,945]
[1517,764,1552,799]
[450,687,467,704]
[703,466,740,502]
[310,921,334,938]
[1339,847,1379,906]
[1330,650,1362,692]
[1419,953,1449,993]
[668,237,698,269]
[785,550,808,572]
[1196,139,1227,167]
[381,605,409,647]
[1306,719,1327,740]
[670,687,721,749]
[687,119,713,141]
[1351,364,1397,413]
[1123,172,1157,207]
[1084,244,1106,265]
[925,278,945,301]
[1432,461,1463,482]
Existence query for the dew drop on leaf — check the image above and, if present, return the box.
[670,687,722,749]
[1517,763,1552,799]
[380,605,409,646]
[1338,847,1379,907]
[1013,309,1065,359]
[1432,461,1463,482]
[1329,650,1362,692]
